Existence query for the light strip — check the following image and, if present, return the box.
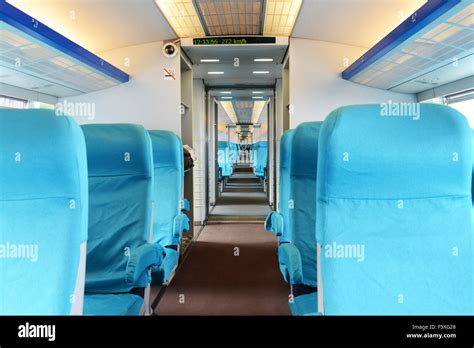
[251,100,267,124]
[254,58,274,62]
[155,0,206,38]
[253,71,270,74]
[220,91,232,94]
[208,71,224,75]
[221,96,233,99]
[252,96,264,99]
[220,101,238,124]
[263,0,303,37]
[201,59,220,62]
[252,91,264,94]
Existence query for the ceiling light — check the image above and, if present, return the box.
[264,0,303,37]
[251,100,267,124]
[220,101,238,124]
[208,71,224,75]
[254,58,274,62]
[252,91,264,94]
[201,59,220,62]
[155,0,206,38]
[252,96,264,99]
[253,71,270,74]
[221,96,233,99]
[220,91,232,94]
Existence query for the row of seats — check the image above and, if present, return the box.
[0,109,190,315]
[265,124,320,315]
[217,141,267,181]
[266,104,473,315]
[217,141,240,180]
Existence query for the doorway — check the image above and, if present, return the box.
[208,91,274,222]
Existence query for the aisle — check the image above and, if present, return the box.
[154,224,291,315]
[210,165,271,219]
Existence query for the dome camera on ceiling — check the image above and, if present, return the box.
[163,42,178,58]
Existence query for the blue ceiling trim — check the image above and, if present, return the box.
[341,0,462,81]
[0,1,129,83]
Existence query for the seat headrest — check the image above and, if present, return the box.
[318,104,471,200]
[280,130,295,170]
[0,109,87,201]
[148,130,183,169]
[291,122,322,177]
[81,124,153,177]
[218,141,228,149]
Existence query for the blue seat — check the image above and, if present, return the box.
[83,293,144,316]
[148,130,190,285]
[229,142,238,171]
[316,104,473,315]
[280,122,322,316]
[0,109,88,315]
[254,141,268,178]
[229,142,238,166]
[234,142,240,164]
[218,141,233,179]
[81,124,164,316]
[265,130,295,243]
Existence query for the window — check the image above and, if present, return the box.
[0,95,27,109]
[0,95,55,110]
[27,101,55,110]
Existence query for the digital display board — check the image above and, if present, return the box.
[193,37,276,45]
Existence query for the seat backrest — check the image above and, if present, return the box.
[230,142,238,164]
[255,141,268,176]
[218,141,232,177]
[316,104,473,315]
[0,109,88,315]
[218,140,227,167]
[290,122,322,287]
[278,130,295,242]
[148,130,184,247]
[81,124,154,294]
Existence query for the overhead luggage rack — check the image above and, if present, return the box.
[0,0,129,97]
[342,0,473,93]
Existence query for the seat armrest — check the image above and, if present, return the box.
[173,213,190,239]
[264,211,284,237]
[126,243,165,287]
[278,242,303,284]
[181,198,190,213]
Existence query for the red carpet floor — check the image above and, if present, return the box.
[154,223,291,315]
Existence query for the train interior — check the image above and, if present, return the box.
[0,0,473,331]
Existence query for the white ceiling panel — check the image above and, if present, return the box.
[292,0,427,48]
